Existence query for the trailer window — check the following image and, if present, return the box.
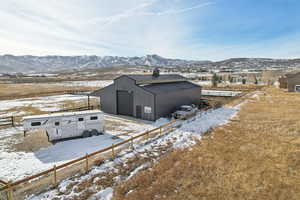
[31,122,41,126]
[78,118,84,122]
[55,122,60,126]
[90,116,98,120]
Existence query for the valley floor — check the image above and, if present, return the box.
[113,87,300,200]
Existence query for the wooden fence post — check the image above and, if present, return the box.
[53,165,57,186]
[130,137,134,149]
[7,181,13,200]
[111,144,115,160]
[11,116,14,127]
[85,153,89,173]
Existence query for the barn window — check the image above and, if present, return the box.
[31,122,41,126]
[55,122,60,126]
[78,118,84,121]
[90,116,98,120]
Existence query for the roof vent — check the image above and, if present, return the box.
[152,68,160,78]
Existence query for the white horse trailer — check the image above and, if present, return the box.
[23,110,104,142]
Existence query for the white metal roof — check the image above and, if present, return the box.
[23,110,103,120]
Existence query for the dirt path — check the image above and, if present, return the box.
[113,87,300,200]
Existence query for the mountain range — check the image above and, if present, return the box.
[0,54,300,73]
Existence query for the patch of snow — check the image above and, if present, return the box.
[0,127,22,139]
[92,187,113,200]
[0,94,97,115]
[27,104,242,200]
[0,115,167,181]
[202,90,242,97]
[0,127,23,152]
[171,105,240,148]
[192,80,212,86]
[0,133,121,180]
[50,80,113,88]
[126,163,149,181]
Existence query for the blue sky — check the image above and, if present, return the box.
[0,0,299,60]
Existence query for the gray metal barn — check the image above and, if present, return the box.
[91,73,201,121]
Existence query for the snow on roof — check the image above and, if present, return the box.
[23,110,103,120]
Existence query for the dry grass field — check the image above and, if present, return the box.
[114,87,300,200]
[0,83,98,100]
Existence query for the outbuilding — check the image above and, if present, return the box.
[279,71,300,92]
[91,72,201,121]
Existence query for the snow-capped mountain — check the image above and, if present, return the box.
[0,54,207,73]
[0,54,299,73]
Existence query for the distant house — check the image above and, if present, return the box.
[279,71,300,92]
[91,71,202,121]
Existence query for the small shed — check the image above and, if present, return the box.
[279,71,300,92]
[91,73,202,121]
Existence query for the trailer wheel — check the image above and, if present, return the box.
[82,130,91,138]
[91,129,99,136]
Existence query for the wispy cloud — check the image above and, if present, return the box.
[143,2,215,16]
[0,0,299,60]
[86,1,214,26]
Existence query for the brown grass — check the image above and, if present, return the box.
[60,98,100,110]
[0,83,98,100]
[113,87,300,200]
[14,130,52,152]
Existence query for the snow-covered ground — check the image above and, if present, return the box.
[0,115,167,181]
[0,127,23,152]
[192,80,212,86]
[0,94,97,117]
[49,80,113,88]
[27,104,241,200]
[202,90,242,97]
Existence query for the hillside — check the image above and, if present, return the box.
[1,54,300,73]
[0,54,208,73]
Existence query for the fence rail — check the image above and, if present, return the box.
[50,105,100,114]
[0,116,14,127]
[0,105,100,129]
[0,103,215,200]
[0,114,186,193]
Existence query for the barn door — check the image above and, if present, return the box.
[117,90,133,116]
[136,105,142,119]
